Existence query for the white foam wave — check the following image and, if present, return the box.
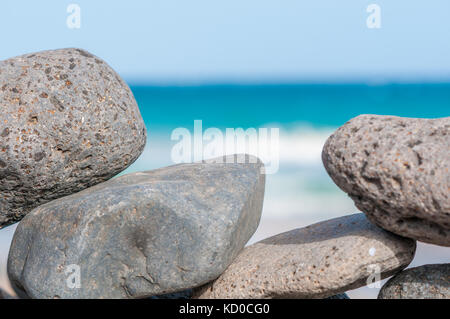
[277,126,335,166]
[126,125,335,171]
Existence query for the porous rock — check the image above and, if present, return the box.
[378,264,449,299]
[0,48,146,228]
[322,115,449,246]
[193,213,416,299]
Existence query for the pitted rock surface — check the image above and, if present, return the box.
[378,264,450,299]
[322,115,449,246]
[193,213,416,299]
[0,48,146,228]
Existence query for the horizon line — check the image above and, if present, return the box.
[124,75,450,87]
[126,79,450,87]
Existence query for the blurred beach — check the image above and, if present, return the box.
[1,84,449,298]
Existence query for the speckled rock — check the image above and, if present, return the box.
[8,155,265,299]
[322,115,450,246]
[193,213,416,299]
[0,48,146,229]
[378,264,450,299]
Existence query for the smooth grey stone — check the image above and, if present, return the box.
[8,155,265,299]
[326,293,350,299]
[0,48,146,229]
[322,115,450,246]
[378,264,450,299]
[193,213,416,299]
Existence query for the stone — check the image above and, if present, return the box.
[326,293,350,299]
[8,155,265,299]
[378,264,450,299]
[322,115,450,246]
[193,213,416,299]
[0,48,146,229]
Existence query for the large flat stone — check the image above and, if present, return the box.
[193,213,416,299]
[8,155,265,299]
[378,264,449,299]
[322,115,450,246]
[0,48,146,228]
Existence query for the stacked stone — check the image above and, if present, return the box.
[1,49,266,299]
[0,48,146,229]
[0,49,447,299]
[321,115,449,299]
[193,214,415,298]
[8,155,266,298]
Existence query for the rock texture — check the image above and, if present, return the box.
[322,115,450,246]
[378,264,449,299]
[8,155,265,299]
[0,48,146,229]
[193,213,416,299]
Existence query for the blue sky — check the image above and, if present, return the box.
[1,1,449,84]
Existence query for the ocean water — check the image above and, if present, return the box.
[125,83,450,221]
[1,84,449,297]
[135,83,450,129]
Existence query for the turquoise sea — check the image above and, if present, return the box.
[126,83,450,221]
[134,83,450,130]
